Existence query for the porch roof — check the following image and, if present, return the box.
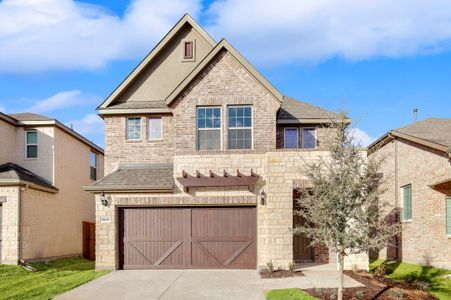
[429,178,451,195]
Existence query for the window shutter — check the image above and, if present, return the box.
[403,185,412,220]
[446,197,451,236]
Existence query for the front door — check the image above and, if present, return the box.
[293,201,313,262]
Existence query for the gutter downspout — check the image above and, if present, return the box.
[18,184,28,264]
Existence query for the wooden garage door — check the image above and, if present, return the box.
[119,207,256,269]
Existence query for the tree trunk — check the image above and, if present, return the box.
[337,253,344,300]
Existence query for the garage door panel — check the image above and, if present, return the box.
[120,207,256,269]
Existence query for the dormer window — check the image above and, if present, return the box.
[184,41,193,59]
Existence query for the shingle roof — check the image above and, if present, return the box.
[8,113,53,122]
[394,118,451,148]
[85,163,174,192]
[0,163,58,192]
[107,101,169,110]
[278,96,340,123]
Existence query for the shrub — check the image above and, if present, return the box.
[288,261,297,272]
[266,260,274,273]
[374,264,387,277]
[355,290,365,297]
[391,289,407,298]
[412,280,430,291]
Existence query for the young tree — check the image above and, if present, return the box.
[293,114,402,300]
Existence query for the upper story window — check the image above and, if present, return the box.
[301,128,316,149]
[284,128,299,149]
[184,41,193,59]
[446,197,451,236]
[126,117,142,140]
[148,117,162,140]
[197,107,221,150]
[90,152,97,181]
[25,130,38,158]
[402,184,412,221]
[228,106,252,150]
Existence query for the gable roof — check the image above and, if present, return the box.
[278,96,342,124]
[84,163,174,192]
[6,113,103,154]
[98,14,216,111]
[9,112,53,122]
[368,118,451,154]
[165,39,283,105]
[0,163,58,193]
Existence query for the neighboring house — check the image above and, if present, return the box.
[0,112,104,264]
[368,118,451,269]
[85,14,368,270]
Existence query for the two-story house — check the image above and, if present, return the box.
[368,118,451,269]
[0,112,104,264]
[86,14,368,270]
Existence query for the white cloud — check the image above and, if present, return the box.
[27,90,99,113]
[350,128,375,147]
[206,0,451,65]
[0,0,201,73]
[66,113,104,139]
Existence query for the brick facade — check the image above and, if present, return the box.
[372,138,451,269]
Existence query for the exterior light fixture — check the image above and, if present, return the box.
[260,190,266,205]
[100,192,109,207]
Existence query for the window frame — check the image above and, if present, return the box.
[196,106,222,150]
[181,39,196,62]
[301,127,317,149]
[90,151,97,181]
[227,105,253,150]
[126,117,142,141]
[25,130,38,159]
[148,117,163,141]
[284,127,299,149]
[446,197,451,237]
[184,41,193,59]
[402,184,413,221]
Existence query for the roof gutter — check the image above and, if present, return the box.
[277,118,352,124]
[83,185,174,193]
[0,180,58,194]
[97,108,172,116]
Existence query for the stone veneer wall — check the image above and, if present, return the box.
[95,150,368,270]
[373,138,451,269]
[0,186,20,264]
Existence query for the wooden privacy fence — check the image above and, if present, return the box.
[82,221,95,261]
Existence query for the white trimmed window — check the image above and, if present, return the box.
[301,128,316,149]
[197,107,221,150]
[228,106,252,150]
[148,117,162,140]
[126,117,142,140]
[25,131,38,158]
[90,152,97,181]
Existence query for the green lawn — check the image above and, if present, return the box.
[266,289,318,300]
[0,257,108,300]
[370,259,451,300]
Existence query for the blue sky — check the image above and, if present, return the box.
[1,0,450,147]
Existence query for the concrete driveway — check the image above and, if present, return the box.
[56,266,362,300]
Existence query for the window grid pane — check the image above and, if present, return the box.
[148,118,162,139]
[27,145,38,158]
[446,198,451,235]
[127,118,141,140]
[403,185,412,220]
[26,132,37,144]
[228,106,252,150]
[197,107,221,150]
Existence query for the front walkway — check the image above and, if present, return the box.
[57,265,362,300]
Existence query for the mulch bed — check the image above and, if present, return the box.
[260,269,305,278]
[304,270,435,299]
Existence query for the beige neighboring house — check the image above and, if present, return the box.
[368,118,451,269]
[0,112,104,264]
[85,14,368,271]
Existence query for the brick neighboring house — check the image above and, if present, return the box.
[368,118,451,269]
[85,14,368,270]
[0,112,104,264]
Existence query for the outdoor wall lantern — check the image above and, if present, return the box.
[260,190,266,205]
[100,192,109,207]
